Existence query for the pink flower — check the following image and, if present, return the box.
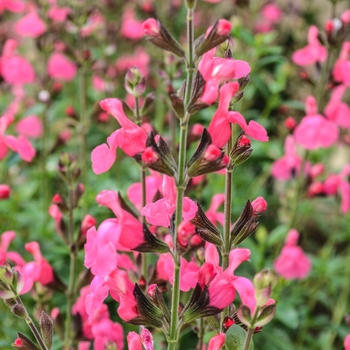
[0,231,16,264]
[208,333,225,350]
[251,196,267,214]
[292,26,327,66]
[92,317,124,350]
[81,215,96,236]
[80,10,104,37]
[0,0,25,13]
[198,49,250,105]
[271,135,303,180]
[47,5,71,22]
[0,115,36,162]
[344,334,350,350]
[85,276,110,318]
[294,96,338,150]
[96,190,145,249]
[16,116,43,139]
[206,194,225,226]
[140,327,154,350]
[324,85,350,128]
[261,4,282,23]
[116,49,150,77]
[127,332,142,350]
[48,53,77,81]
[121,9,144,40]
[333,42,350,87]
[0,185,10,200]
[208,83,268,147]
[274,229,311,279]
[105,269,139,322]
[141,176,197,227]
[142,18,160,37]
[91,98,147,174]
[157,253,199,292]
[14,12,46,37]
[127,173,162,211]
[0,40,35,85]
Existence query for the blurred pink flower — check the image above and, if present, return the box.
[324,85,350,128]
[121,9,144,40]
[116,48,150,77]
[333,42,350,87]
[292,26,327,66]
[14,11,46,37]
[16,116,43,139]
[0,231,16,264]
[294,96,338,149]
[206,194,225,226]
[0,39,35,85]
[92,317,124,350]
[140,327,154,350]
[274,229,311,279]
[48,53,77,81]
[47,5,71,22]
[0,0,25,13]
[261,4,282,23]
[345,334,350,350]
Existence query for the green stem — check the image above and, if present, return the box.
[197,318,205,350]
[168,5,195,349]
[63,177,77,349]
[243,328,254,350]
[79,65,88,188]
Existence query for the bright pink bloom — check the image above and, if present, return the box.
[92,317,124,350]
[127,173,162,211]
[84,222,119,277]
[216,19,232,36]
[121,9,144,40]
[208,333,226,350]
[345,334,350,350]
[141,175,197,227]
[285,116,297,130]
[48,53,77,81]
[341,10,350,23]
[274,229,311,279]
[0,185,10,199]
[333,42,350,87]
[127,332,142,350]
[4,135,36,162]
[208,83,268,147]
[292,26,327,66]
[16,116,43,139]
[85,276,110,318]
[309,163,324,179]
[178,220,197,247]
[73,286,93,338]
[14,12,46,37]
[198,49,250,105]
[324,85,350,128]
[96,190,145,249]
[0,0,25,13]
[1,40,35,85]
[157,253,199,292]
[105,269,139,322]
[294,96,338,150]
[91,98,147,174]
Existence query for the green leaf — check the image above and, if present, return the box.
[266,225,288,247]
[225,325,254,350]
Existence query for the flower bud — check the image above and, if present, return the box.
[230,133,252,166]
[284,116,297,130]
[141,147,159,164]
[0,184,11,199]
[251,197,267,215]
[11,304,27,319]
[142,18,160,37]
[125,67,146,97]
[253,269,278,290]
[39,311,53,349]
[81,215,96,235]
[0,265,13,285]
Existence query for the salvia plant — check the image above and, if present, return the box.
[0,0,350,350]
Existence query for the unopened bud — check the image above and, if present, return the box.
[0,265,13,285]
[0,184,11,199]
[230,133,252,166]
[11,303,27,319]
[65,106,78,119]
[81,215,96,235]
[222,316,235,332]
[204,144,222,161]
[142,147,159,164]
[125,67,146,97]
[284,116,297,130]
[251,197,267,215]
[253,268,278,290]
[142,18,160,37]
